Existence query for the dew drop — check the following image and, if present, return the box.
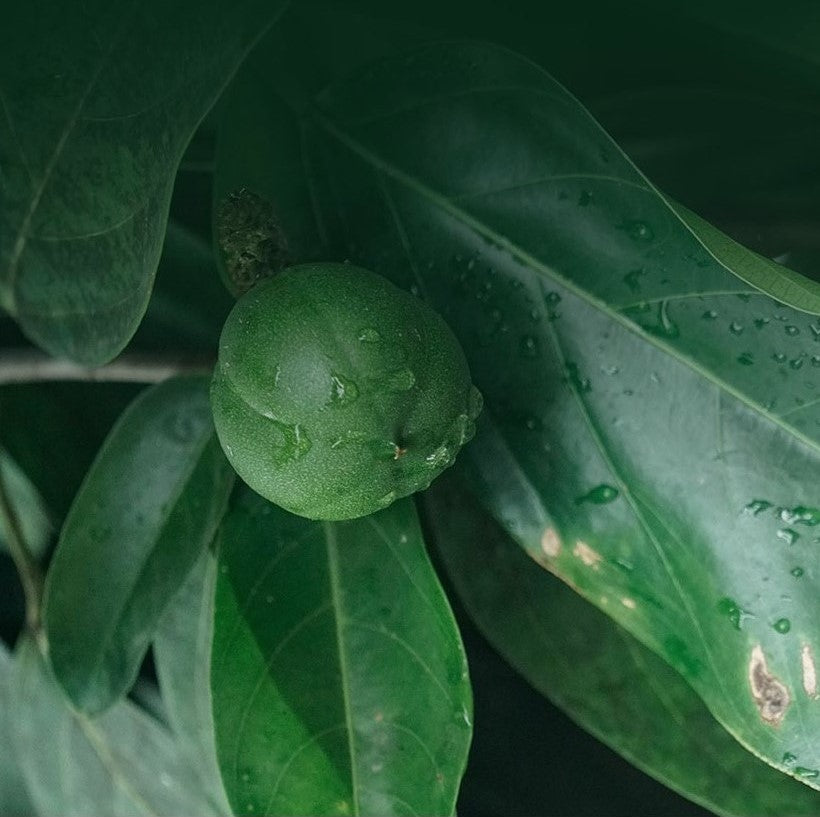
[729,321,744,336]
[782,505,820,526]
[565,361,591,393]
[785,325,800,336]
[717,597,751,631]
[754,317,770,329]
[773,618,791,634]
[743,499,772,516]
[519,335,539,357]
[773,352,787,363]
[790,357,805,370]
[777,528,800,545]
[578,190,592,207]
[791,566,805,578]
[264,420,312,465]
[796,767,820,779]
[328,373,359,407]
[576,484,619,505]
[783,752,798,766]
[358,327,382,343]
[702,309,718,320]
[380,368,414,392]
[737,352,754,366]
[623,268,646,292]
[619,219,654,242]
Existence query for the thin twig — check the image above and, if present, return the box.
[0,350,214,385]
[0,464,44,631]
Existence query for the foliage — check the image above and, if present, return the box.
[2,2,820,815]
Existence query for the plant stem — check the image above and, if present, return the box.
[0,464,44,631]
[0,350,214,385]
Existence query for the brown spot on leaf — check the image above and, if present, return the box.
[749,645,790,725]
[802,644,818,699]
[540,528,561,558]
[573,540,602,570]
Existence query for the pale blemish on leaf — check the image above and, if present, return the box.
[620,597,637,610]
[748,645,790,725]
[573,540,602,570]
[540,527,561,558]
[801,644,818,699]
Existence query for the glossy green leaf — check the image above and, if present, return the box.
[11,636,215,817]
[425,474,820,817]
[211,489,471,817]
[154,552,231,816]
[43,376,234,714]
[0,643,36,817]
[0,0,287,365]
[0,447,52,559]
[216,40,820,783]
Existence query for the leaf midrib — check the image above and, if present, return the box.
[324,520,360,816]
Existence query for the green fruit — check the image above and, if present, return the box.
[210,263,482,520]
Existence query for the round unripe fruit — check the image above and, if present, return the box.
[210,263,482,520]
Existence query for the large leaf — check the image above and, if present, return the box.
[211,489,471,817]
[43,375,234,714]
[216,40,820,783]
[154,552,231,816]
[11,636,216,817]
[0,643,36,817]
[425,474,820,816]
[0,0,287,365]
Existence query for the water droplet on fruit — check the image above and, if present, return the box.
[265,420,312,465]
[791,566,805,578]
[702,309,718,320]
[377,490,396,508]
[785,325,800,336]
[729,321,744,336]
[773,618,791,634]
[358,327,382,343]
[777,528,799,546]
[737,352,754,366]
[796,767,820,779]
[426,444,453,468]
[576,484,619,505]
[328,372,359,407]
[383,368,416,391]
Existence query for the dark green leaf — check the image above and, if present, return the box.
[0,448,51,559]
[11,636,215,817]
[216,40,820,783]
[43,376,234,714]
[426,474,820,817]
[0,643,36,817]
[0,0,287,364]
[154,552,231,816]
[211,489,471,817]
